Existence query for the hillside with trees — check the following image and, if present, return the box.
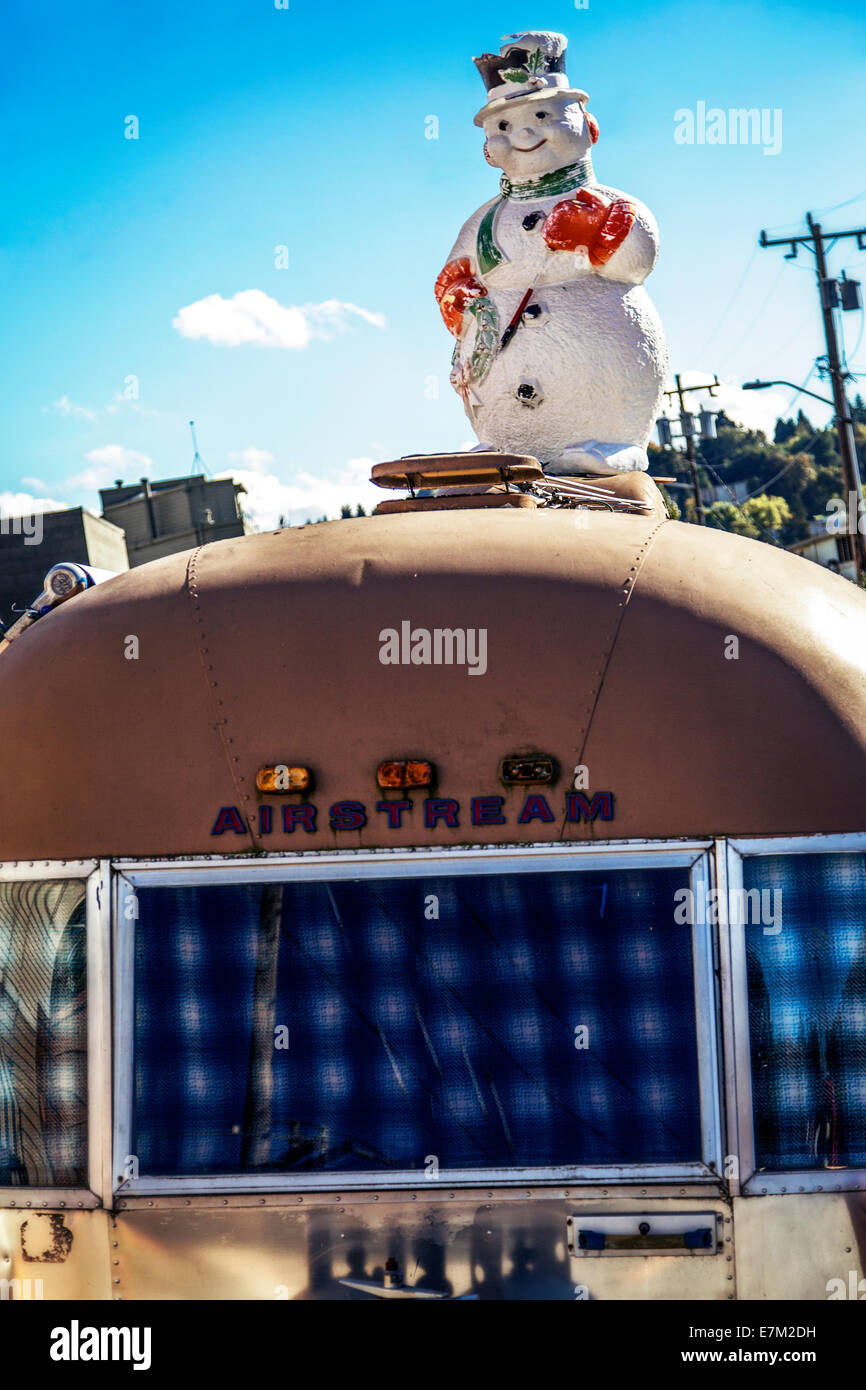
[650,395,866,563]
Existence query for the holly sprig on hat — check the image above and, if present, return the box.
[500,47,545,84]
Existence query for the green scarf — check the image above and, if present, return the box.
[477,156,595,275]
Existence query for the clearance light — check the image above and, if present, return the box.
[376,760,434,790]
[256,764,312,794]
[500,755,556,785]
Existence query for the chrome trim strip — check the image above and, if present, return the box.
[743,1170,866,1195]
[725,844,757,1191]
[117,842,710,888]
[0,1189,99,1209]
[86,861,112,1205]
[113,1182,728,1211]
[0,859,97,881]
[112,874,137,1197]
[117,1163,717,1197]
[714,838,741,1196]
[691,853,724,1177]
[728,833,866,856]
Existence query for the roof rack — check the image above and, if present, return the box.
[370,453,669,518]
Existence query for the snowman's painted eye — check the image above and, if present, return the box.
[536,111,548,119]
[498,120,510,131]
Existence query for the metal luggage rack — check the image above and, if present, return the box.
[526,475,655,513]
[370,452,669,517]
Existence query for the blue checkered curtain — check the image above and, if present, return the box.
[133,867,702,1177]
[0,881,88,1186]
[744,853,866,1171]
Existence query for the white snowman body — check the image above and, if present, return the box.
[447,184,667,472]
[438,38,668,476]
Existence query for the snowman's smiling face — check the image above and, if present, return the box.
[482,95,592,180]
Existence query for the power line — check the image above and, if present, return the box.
[739,447,815,503]
[762,194,866,239]
[811,190,866,219]
[751,305,819,374]
[716,261,786,370]
[766,365,820,421]
[691,243,759,363]
[696,370,831,514]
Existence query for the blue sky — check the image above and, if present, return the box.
[2,0,866,525]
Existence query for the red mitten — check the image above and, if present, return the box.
[435,256,487,336]
[542,190,609,253]
[589,198,635,267]
[543,191,635,267]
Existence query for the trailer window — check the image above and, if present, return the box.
[130,866,705,1181]
[0,880,87,1186]
[744,852,866,1172]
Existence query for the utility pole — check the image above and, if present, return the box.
[662,373,721,524]
[759,214,866,580]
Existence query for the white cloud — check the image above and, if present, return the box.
[227,447,275,474]
[51,394,98,423]
[216,456,383,529]
[304,299,386,333]
[172,289,386,349]
[0,491,67,518]
[659,371,794,438]
[64,445,154,495]
[21,476,48,493]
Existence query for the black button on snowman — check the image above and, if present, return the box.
[434,29,669,477]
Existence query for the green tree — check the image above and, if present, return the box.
[741,493,793,534]
[704,501,759,537]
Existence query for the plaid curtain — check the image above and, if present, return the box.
[133,867,702,1177]
[745,852,866,1172]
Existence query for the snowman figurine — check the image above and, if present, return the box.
[435,30,668,476]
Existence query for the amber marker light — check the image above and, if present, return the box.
[376,760,434,789]
[256,765,313,794]
[499,755,556,785]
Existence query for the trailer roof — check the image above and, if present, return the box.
[1,507,865,859]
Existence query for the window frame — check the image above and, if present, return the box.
[721,833,866,1197]
[112,841,724,1196]
[0,859,109,1210]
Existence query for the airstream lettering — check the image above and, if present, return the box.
[282,804,316,833]
[212,791,617,835]
[328,801,368,831]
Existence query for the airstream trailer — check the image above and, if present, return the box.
[1,457,865,1302]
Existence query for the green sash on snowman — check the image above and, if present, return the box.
[476,155,595,274]
[460,155,595,391]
